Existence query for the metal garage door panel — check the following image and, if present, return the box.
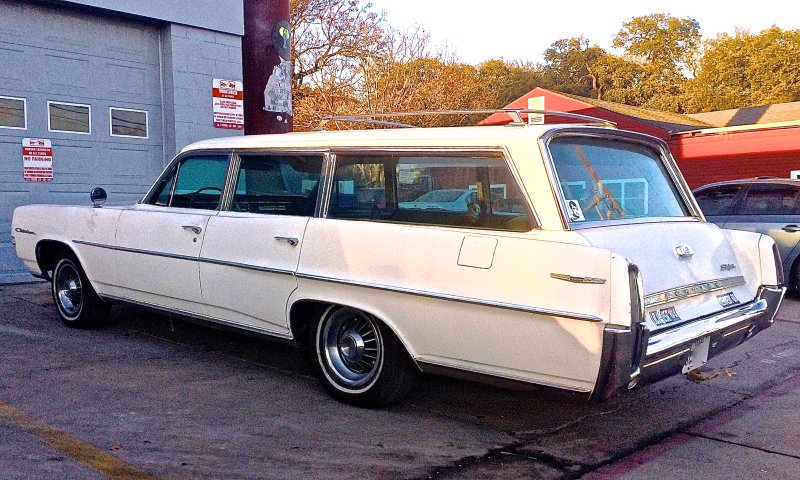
[0,1,164,283]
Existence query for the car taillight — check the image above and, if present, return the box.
[773,243,784,286]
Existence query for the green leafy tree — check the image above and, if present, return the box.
[477,59,543,107]
[541,37,607,98]
[685,27,800,112]
[613,13,701,111]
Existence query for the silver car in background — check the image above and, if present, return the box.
[694,178,800,293]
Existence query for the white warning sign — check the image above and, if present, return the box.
[22,138,53,182]
[213,79,244,130]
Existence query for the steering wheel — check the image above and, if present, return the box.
[187,186,223,209]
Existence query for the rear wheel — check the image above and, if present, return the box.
[311,306,419,407]
[51,252,109,328]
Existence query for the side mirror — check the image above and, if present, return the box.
[90,187,107,208]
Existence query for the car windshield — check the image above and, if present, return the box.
[548,136,688,224]
[414,190,466,203]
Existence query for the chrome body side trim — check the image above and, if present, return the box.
[100,294,295,341]
[416,360,592,396]
[644,276,746,308]
[296,272,603,322]
[198,257,294,276]
[73,240,197,262]
[73,240,294,276]
[550,273,606,284]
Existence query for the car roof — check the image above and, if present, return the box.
[180,124,618,153]
[694,177,800,192]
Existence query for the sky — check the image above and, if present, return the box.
[367,0,796,65]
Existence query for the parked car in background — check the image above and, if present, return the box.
[12,110,786,408]
[399,188,478,212]
[694,178,800,293]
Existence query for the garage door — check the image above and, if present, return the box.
[0,1,164,283]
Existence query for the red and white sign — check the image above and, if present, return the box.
[213,79,244,130]
[22,138,53,182]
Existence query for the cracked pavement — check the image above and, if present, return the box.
[1,282,798,479]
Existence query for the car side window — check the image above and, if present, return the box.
[694,186,741,216]
[734,185,800,216]
[328,153,532,232]
[229,154,323,216]
[147,154,229,210]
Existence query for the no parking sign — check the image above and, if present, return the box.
[212,79,244,130]
[22,138,53,182]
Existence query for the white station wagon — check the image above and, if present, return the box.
[12,110,786,407]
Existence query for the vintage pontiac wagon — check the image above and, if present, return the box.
[11,110,786,407]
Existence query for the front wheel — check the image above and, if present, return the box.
[52,253,110,328]
[312,306,419,407]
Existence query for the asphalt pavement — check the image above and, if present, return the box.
[1,281,799,479]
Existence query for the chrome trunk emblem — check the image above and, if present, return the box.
[675,246,694,258]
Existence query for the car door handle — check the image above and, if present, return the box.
[782,224,800,233]
[182,225,203,234]
[275,236,299,247]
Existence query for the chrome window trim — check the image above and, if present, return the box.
[296,272,603,322]
[319,152,336,219]
[142,149,231,209]
[538,127,703,231]
[325,147,541,230]
[146,149,330,217]
[219,151,241,211]
[73,240,294,276]
[225,150,327,216]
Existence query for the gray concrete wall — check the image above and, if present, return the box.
[1,0,171,282]
[60,0,244,35]
[160,24,244,160]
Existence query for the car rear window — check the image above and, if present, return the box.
[548,136,688,224]
[694,186,741,216]
[734,184,800,216]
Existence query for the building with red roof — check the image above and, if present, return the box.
[482,88,800,188]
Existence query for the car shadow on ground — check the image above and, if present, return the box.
[105,302,640,435]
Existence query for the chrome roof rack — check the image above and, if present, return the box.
[317,109,616,130]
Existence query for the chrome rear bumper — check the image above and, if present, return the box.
[594,285,785,400]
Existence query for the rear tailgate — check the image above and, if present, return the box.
[577,220,759,332]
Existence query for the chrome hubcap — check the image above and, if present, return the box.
[55,262,82,317]
[321,310,382,388]
[339,331,366,363]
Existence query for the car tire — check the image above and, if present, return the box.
[793,259,800,296]
[51,251,110,328]
[311,306,419,407]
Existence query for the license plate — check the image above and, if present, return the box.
[683,336,711,373]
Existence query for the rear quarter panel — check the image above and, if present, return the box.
[12,205,123,291]
[293,218,628,392]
